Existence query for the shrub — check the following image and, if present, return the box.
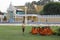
[56,28,60,36]
[53,28,60,36]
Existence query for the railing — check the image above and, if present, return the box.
[0,22,60,24]
[0,15,60,24]
[38,15,60,18]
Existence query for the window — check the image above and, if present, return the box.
[16,10,25,14]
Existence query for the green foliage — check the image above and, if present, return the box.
[51,26,60,36]
[39,10,44,15]
[43,2,60,15]
[56,28,60,36]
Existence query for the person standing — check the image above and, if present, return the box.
[22,23,25,35]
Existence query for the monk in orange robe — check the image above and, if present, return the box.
[31,27,38,35]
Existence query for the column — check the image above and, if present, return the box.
[25,7,27,24]
[38,17,40,22]
[32,16,33,22]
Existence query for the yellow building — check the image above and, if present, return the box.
[7,3,38,23]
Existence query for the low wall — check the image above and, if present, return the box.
[0,23,60,26]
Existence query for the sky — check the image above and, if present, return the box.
[0,0,58,12]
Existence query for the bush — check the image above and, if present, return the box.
[53,28,60,36]
[56,28,60,36]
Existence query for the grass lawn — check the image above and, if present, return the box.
[0,26,60,40]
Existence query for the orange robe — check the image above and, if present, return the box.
[31,27,38,34]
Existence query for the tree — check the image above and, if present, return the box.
[37,1,40,5]
[32,1,37,4]
[38,0,53,5]
[25,2,31,8]
[43,2,60,15]
[25,2,37,14]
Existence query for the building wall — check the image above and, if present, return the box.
[33,16,38,22]
[14,16,60,23]
[14,16,38,22]
[15,17,23,22]
[38,18,60,22]
[39,18,46,22]
[47,18,60,22]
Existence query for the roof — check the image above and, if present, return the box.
[14,6,25,11]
